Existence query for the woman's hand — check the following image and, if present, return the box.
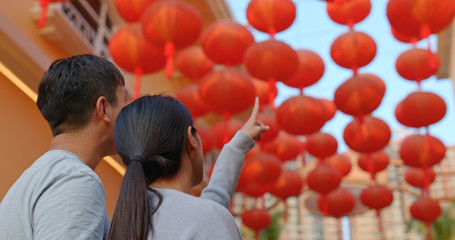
[240,97,270,140]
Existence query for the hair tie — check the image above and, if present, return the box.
[130,155,145,164]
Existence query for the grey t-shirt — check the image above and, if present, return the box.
[0,150,109,240]
[147,131,255,240]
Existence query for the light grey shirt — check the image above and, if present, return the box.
[148,131,255,240]
[0,150,109,240]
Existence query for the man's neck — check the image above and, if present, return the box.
[48,129,107,170]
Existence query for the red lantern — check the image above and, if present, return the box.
[320,98,337,122]
[240,182,269,197]
[246,0,296,35]
[330,30,376,70]
[175,46,215,81]
[410,197,442,223]
[400,134,446,168]
[405,167,436,189]
[257,112,280,144]
[357,151,390,175]
[269,169,304,199]
[395,91,446,128]
[317,188,356,218]
[244,39,298,108]
[115,0,157,22]
[253,78,278,109]
[326,154,352,177]
[194,123,214,156]
[327,0,371,26]
[396,48,439,82]
[334,73,385,116]
[175,84,210,118]
[261,131,302,162]
[141,1,203,78]
[276,95,327,135]
[211,118,244,150]
[343,115,391,153]
[391,27,422,43]
[199,68,256,115]
[387,0,455,38]
[243,152,283,185]
[38,0,69,28]
[109,23,166,98]
[200,20,255,66]
[242,209,272,237]
[360,185,394,210]
[307,164,342,194]
[306,132,338,159]
[282,49,325,91]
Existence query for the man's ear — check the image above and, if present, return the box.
[95,96,110,123]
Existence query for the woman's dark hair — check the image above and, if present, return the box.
[36,54,125,136]
[108,95,195,240]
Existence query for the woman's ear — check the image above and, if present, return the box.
[187,126,198,151]
[95,96,110,123]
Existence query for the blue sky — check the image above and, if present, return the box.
[227,0,455,152]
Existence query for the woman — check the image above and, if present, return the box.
[108,95,268,240]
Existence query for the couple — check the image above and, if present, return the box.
[0,54,268,239]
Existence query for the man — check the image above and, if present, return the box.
[0,54,128,239]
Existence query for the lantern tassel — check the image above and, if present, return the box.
[376,209,384,234]
[39,0,50,29]
[300,141,306,166]
[164,42,175,79]
[322,194,329,217]
[268,78,277,110]
[283,199,288,222]
[134,67,143,99]
[426,221,432,240]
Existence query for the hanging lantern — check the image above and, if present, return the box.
[360,185,394,210]
[199,68,256,116]
[276,95,327,135]
[405,167,436,189]
[175,46,215,81]
[194,123,214,156]
[317,188,356,218]
[115,0,157,22]
[238,179,269,197]
[109,23,166,98]
[395,91,446,128]
[357,151,390,175]
[246,0,296,36]
[244,39,299,108]
[261,131,302,162]
[306,132,338,159]
[396,48,439,82]
[38,0,69,28]
[344,115,391,153]
[243,152,283,185]
[200,20,255,66]
[175,84,210,119]
[410,197,442,223]
[327,0,371,26]
[391,27,422,43]
[307,164,342,194]
[242,209,272,238]
[253,78,278,110]
[387,0,455,39]
[326,154,352,177]
[399,134,446,168]
[282,49,325,92]
[334,73,385,116]
[269,169,304,199]
[210,118,244,150]
[320,98,337,122]
[257,112,280,144]
[330,30,376,70]
[141,0,203,78]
